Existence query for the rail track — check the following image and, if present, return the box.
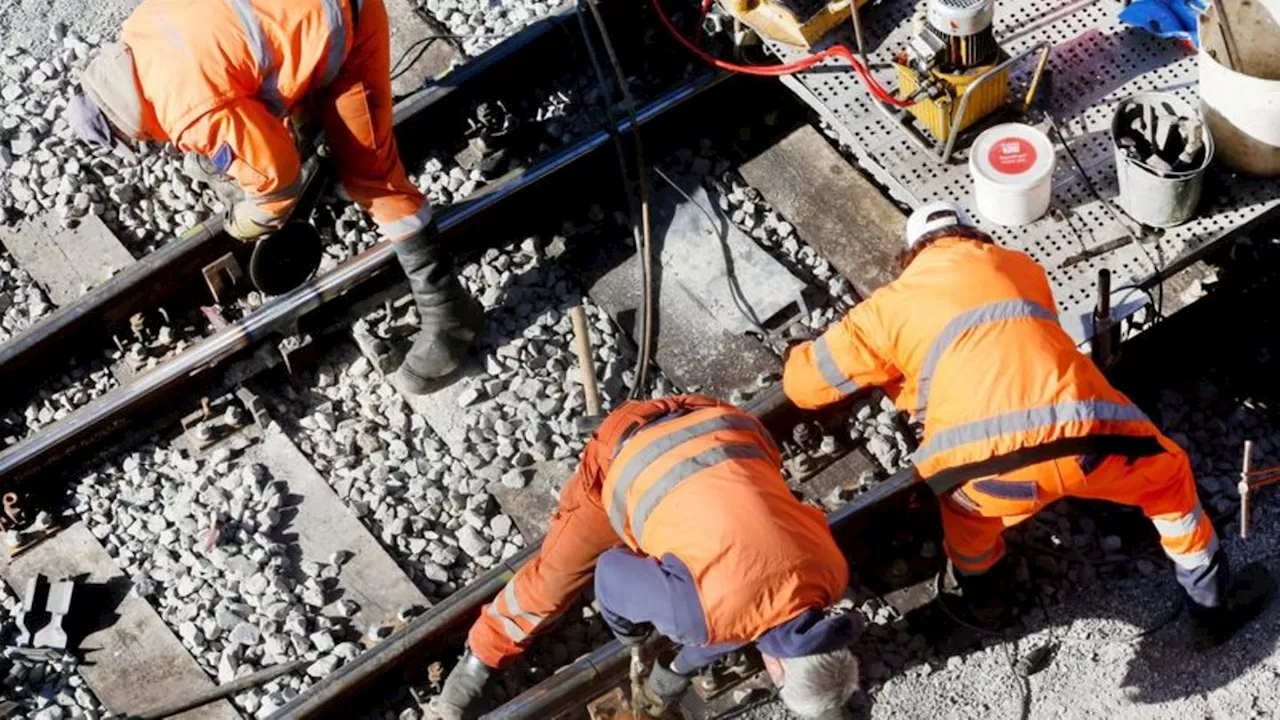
[0,4,892,719]
[2,2,1277,720]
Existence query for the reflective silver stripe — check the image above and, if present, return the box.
[226,0,285,115]
[253,175,304,203]
[607,414,763,539]
[236,199,284,225]
[912,400,1150,465]
[1164,533,1220,569]
[487,601,527,642]
[379,204,434,240]
[502,582,545,629]
[1152,503,1204,537]
[319,0,348,87]
[945,539,999,571]
[915,299,1058,423]
[814,334,859,396]
[630,443,772,542]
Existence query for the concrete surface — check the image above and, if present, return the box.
[244,432,432,630]
[0,213,135,306]
[741,125,906,300]
[1,523,241,720]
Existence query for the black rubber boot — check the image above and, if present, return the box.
[391,224,485,394]
[1191,562,1273,650]
[949,557,1012,630]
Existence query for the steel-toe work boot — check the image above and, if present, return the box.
[1191,562,1273,650]
[392,224,485,394]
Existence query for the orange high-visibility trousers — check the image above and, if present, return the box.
[313,0,430,239]
[941,434,1224,606]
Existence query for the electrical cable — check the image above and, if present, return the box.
[649,0,914,108]
[581,0,656,399]
[575,0,646,311]
[387,33,513,84]
[651,165,771,338]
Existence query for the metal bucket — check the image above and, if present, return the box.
[1110,93,1214,228]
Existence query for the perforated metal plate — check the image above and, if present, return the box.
[766,0,1280,331]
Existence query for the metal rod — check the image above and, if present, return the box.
[0,72,724,493]
[485,465,920,719]
[267,548,534,720]
[1022,44,1052,114]
[1240,439,1253,539]
[569,305,603,417]
[1092,268,1113,369]
[129,660,309,719]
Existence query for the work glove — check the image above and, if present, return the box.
[224,201,279,243]
[637,662,691,717]
[432,649,492,720]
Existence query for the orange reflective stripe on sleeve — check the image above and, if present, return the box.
[605,413,765,539]
[914,298,1057,422]
[813,335,860,397]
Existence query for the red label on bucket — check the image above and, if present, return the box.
[988,137,1037,175]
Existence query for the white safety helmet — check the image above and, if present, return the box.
[904,201,977,252]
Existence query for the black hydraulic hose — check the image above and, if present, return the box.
[579,0,656,400]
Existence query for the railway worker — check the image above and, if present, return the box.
[782,200,1272,647]
[66,0,483,395]
[434,394,862,719]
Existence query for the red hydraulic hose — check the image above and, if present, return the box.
[652,0,915,108]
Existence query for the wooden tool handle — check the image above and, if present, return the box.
[570,306,603,417]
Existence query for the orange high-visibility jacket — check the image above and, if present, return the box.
[121,0,429,238]
[600,398,849,644]
[784,237,1163,493]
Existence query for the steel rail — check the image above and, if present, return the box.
[483,464,918,720]
[0,70,724,491]
[265,382,851,720]
[0,4,575,397]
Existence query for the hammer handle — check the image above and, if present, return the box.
[570,306,603,417]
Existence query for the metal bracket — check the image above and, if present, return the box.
[33,580,74,650]
[14,575,76,650]
[236,386,272,430]
[202,252,245,304]
[1,491,26,530]
[586,687,635,720]
[279,334,316,375]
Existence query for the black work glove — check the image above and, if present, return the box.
[639,662,691,717]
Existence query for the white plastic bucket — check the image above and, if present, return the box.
[969,123,1055,226]
[1199,0,1280,176]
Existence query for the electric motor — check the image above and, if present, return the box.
[924,0,997,70]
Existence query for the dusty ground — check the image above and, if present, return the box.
[0,0,132,51]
